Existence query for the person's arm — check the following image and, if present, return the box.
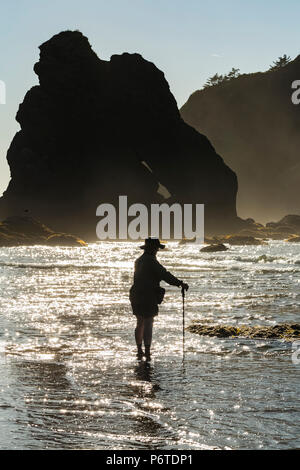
[153,259,188,289]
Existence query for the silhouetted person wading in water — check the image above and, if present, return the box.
[130,238,189,361]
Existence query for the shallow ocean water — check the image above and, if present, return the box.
[0,241,299,449]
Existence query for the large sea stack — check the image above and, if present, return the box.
[181,57,300,223]
[0,31,239,239]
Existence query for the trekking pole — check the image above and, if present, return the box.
[181,286,185,357]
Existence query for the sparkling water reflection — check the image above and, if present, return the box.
[0,241,299,449]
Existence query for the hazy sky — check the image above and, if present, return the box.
[1,0,300,196]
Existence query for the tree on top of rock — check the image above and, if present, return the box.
[203,68,240,89]
[203,73,224,88]
[269,54,291,71]
[225,67,240,80]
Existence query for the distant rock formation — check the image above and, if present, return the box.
[0,30,239,239]
[200,213,300,243]
[181,57,300,223]
[0,216,86,246]
[285,235,300,242]
[216,234,267,246]
[266,214,300,233]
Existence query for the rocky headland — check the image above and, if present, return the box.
[181,57,300,223]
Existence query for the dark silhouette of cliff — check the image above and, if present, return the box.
[0,30,239,239]
[181,56,300,223]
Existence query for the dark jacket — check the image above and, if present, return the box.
[130,252,181,317]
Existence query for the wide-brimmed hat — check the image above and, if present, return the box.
[140,238,165,250]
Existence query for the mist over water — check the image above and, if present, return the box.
[0,241,299,449]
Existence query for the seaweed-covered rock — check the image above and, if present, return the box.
[187,322,300,341]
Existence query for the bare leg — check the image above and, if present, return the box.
[135,316,144,357]
[144,317,154,360]
[143,317,154,347]
[135,315,144,345]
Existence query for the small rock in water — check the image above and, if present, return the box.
[200,243,228,252]
[179,237,196,245]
